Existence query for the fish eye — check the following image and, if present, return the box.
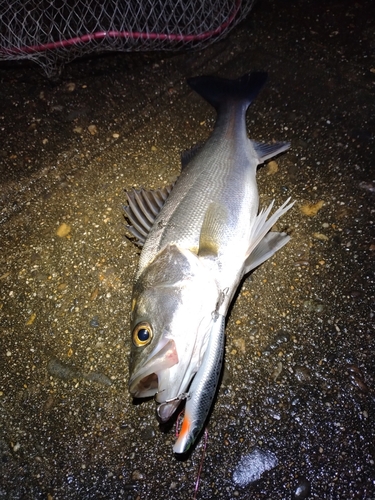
[132,322,153,347]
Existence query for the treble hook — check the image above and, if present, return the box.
[156,392,190,419]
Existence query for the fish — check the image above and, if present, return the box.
[125,71,294,454]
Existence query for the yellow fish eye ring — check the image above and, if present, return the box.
[132,322,153,347]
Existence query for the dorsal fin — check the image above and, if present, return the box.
[124,184,174,246]
[252,141,290,163]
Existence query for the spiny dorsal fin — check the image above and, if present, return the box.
[198,203,227,257]
[124,184,174,246]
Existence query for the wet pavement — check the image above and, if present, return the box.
[1,0,374,498]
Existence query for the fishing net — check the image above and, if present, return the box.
[0,0,255,77]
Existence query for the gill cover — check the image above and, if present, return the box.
[128,244,220,411]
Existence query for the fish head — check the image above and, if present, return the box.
[128,244,219,422]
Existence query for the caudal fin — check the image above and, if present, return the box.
[187,72,268,112]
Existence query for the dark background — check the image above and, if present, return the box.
[0,0,374,498]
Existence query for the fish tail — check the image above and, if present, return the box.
[187,72,268,112]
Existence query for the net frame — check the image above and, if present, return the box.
[0,0,255,76]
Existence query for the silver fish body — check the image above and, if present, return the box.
[127,72,293,453]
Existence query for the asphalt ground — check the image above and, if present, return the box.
[0,0,374,498]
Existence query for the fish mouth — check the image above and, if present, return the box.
[129,339,178,398]
[134,372,159,395]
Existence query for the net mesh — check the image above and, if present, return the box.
[0,0,255,77]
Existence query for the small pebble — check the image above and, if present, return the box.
[294,365,311,383]
[273,331,290,345]
[233,337,246,353]
[50,104,63,112]
[88,124,98,135]
[303,300,324,313]
[313,232,329,241]
[140,426,156,440]
[26,313,36,325]
[359,181,375,192]
[350,375,369,394]
[66,82,76,92]
[300,200,324,216]
[47,358,80,380]
[28,123,37,132]
[83,371,112,386]
[293,477,311,499]
[266,160,279,175]
[90,286,99,301]
[131,469,145,481]
[346,364,363,376]
[89,316,99,328]
[271,361,283,381]
[294,260,310,267]
[56,223,71,237]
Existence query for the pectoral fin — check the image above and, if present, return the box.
[198,203,227,257]
[244,197,294,273]
[124,184,174,245]
[244,231,290,273]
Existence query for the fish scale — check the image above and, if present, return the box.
[126,71,294,454]
[141,116,257,257]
